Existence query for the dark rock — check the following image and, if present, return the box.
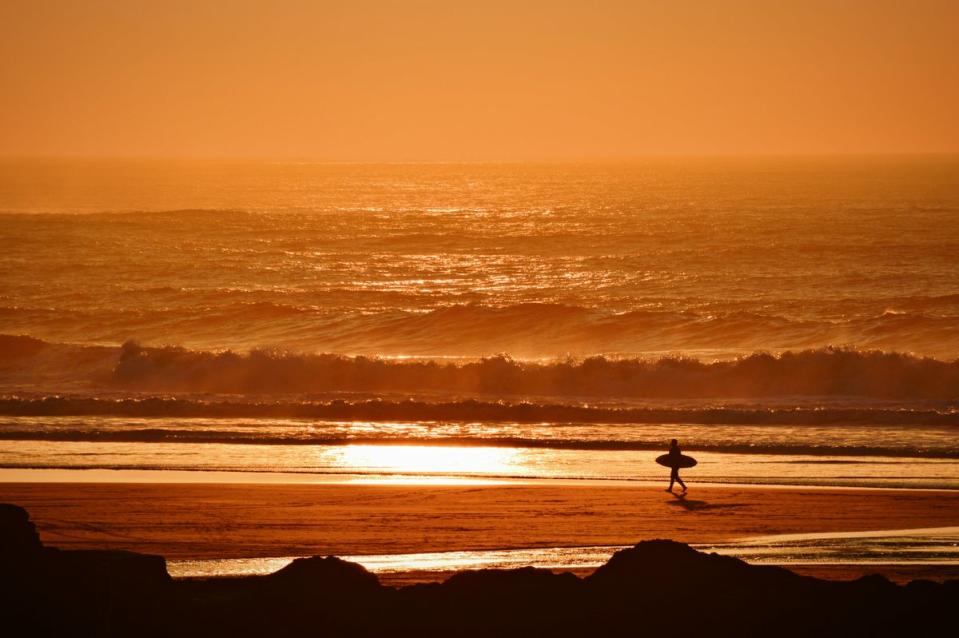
[3,503,959,638]
[0,503,42,560]
[0,504,171,637]
[268,555,381,593]
[47,548,172,590]
[442,565,580,594]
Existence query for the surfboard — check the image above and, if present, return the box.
[656,453,697,469]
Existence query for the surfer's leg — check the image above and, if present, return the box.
[677,471,687,492]
[668,467,678,491]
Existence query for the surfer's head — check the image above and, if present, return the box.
[670,439,678,446]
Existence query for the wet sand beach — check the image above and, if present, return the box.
[4,481,959,584]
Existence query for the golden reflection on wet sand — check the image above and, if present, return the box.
[166,526,959,579]
[319,444,523,477]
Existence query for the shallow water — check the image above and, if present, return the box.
[2,442,957,489]
[2,417,957,489]
[3,417,958,456]
[165,527,959,579]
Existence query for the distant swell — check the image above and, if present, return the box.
[3,301,959,359]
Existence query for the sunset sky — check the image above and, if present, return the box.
[1,0,957,159]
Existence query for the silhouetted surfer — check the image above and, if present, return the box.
[666,439,687,493]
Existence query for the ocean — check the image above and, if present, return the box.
[1,156,958,488]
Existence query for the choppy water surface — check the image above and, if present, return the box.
[3,157,958,358]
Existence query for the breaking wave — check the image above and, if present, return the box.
[3,335,959,401]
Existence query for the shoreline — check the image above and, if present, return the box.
[163,525,959,583]
[371,564,959,586]
[2,466,959,491]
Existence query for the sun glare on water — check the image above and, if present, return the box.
[322,444,521,484]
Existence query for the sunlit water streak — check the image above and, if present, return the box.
[2,416,958,488]
[165,527,959,579]
[2,159,959,358]
[4,417,958,456]
[2,439,958,489]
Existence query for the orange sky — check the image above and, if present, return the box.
[1,0,957,160]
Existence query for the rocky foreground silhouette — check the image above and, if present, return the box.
[2,503,956,637]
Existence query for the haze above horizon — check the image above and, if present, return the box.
[2,0,957,160]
